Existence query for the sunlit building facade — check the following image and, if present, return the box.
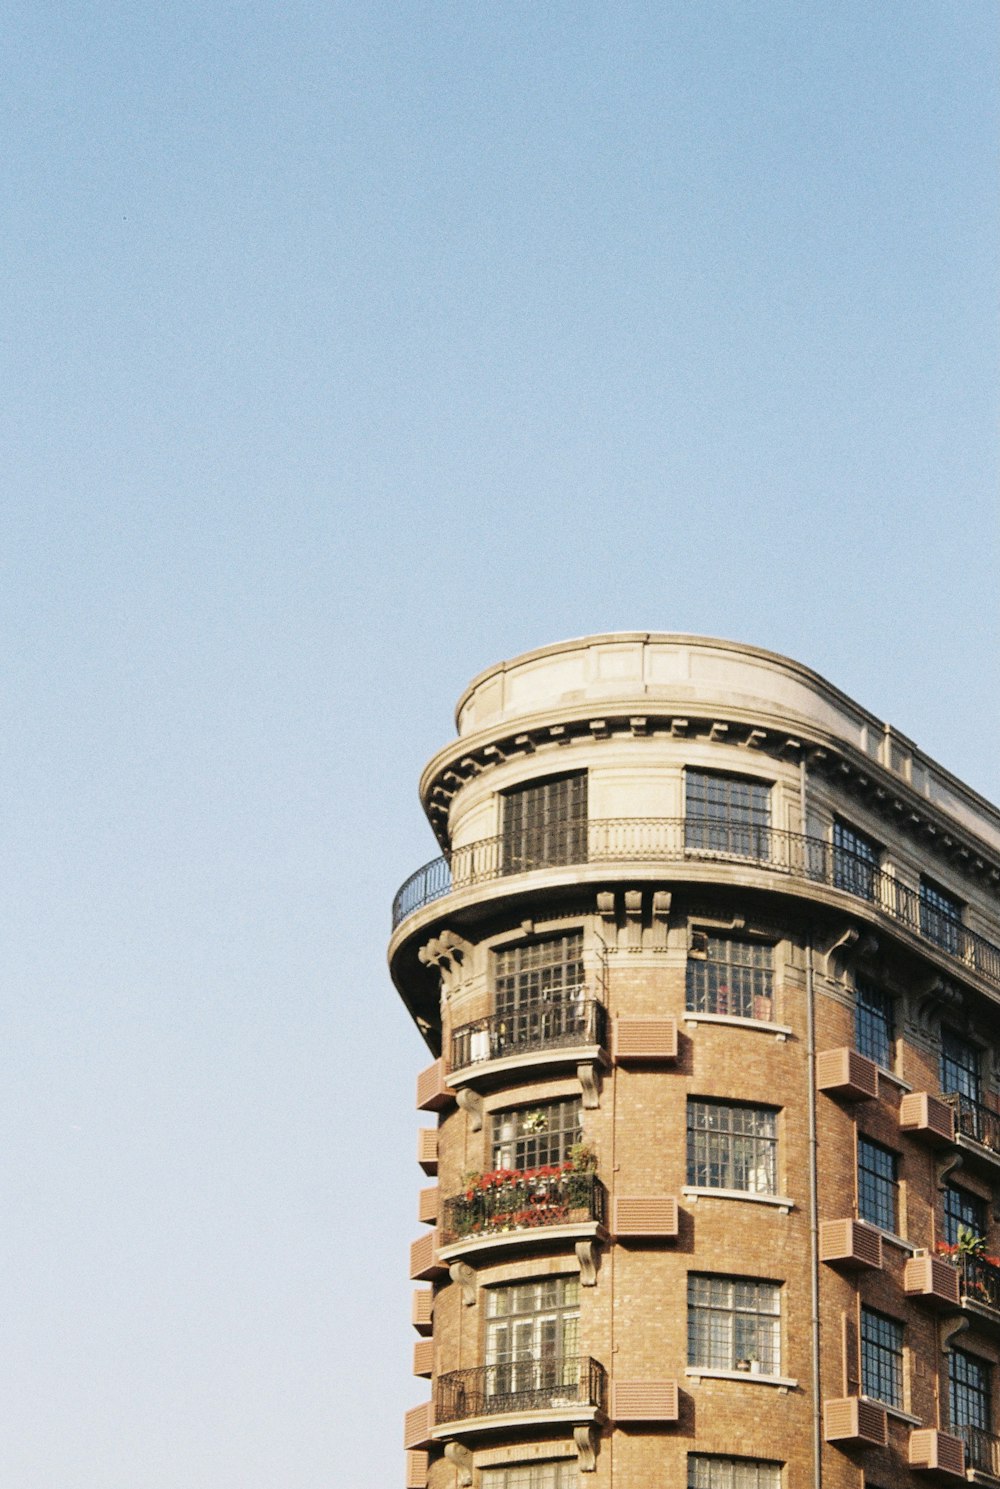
[389,634,1000,1489]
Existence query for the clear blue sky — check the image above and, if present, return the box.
[3,3,997,1484]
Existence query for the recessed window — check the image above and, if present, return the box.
[857,1136,898,1233]
[950,1348,991,1434]
[688,1458,781,1489]
[501,773,587,873]
[687,1100,777,1195]
[687,1274,780,1374]
[491,1097,582,1171]
[860,1307,904,1409]
[685,770,771,859]
[920,878,964,955]
[482,1466,578,1489]
[833,819,881,902]
[686,935,774,1021]
[854,979,894,1070]
[944,1185,988,1248]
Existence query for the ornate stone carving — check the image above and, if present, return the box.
[936,1153,963,1191]
[449,1261,477,1307]
[940,1315,970,1353]
[418,930,473,997]
[444,1442,473,1485]
[578,1062,600,1110]
[575,1239,599,1286]
[456,1088,483,1132]
[597,892,617,948]
[574,1425,598,1471]
[650,891,672,950]
[624,891,643,952]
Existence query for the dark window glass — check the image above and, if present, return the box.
[501,774,587,873]
[944,1186,988,1248]
[833,820,881,901]
[685,771,771,859]
[854,979,894,1069]
[687,1100,777,1195]
[950,1349,990,1431]
[857,1136,898,1232]
[860,1308,903,1408]
[491,1098,581,1171]
[686,936,774,1021]
[688,1458,781,1489]
[941,1028,980,1104]
[687,1275,780,1374]
[920,879,964,954]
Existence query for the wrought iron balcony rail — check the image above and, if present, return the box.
[943,1092,1000,1153]
[436,1355,607,1422]
[960,1253,1000,1315]
[441,1169,606,1246]
[451,997,607,1070]
[392,818,1000,994]
[953,1423,1000,1476]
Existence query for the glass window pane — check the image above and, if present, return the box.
[857,1136,898,1232]
[686,935,774,1021]
[860,1308,903,1408]
[854,979,894,1069]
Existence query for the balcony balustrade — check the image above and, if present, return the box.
[392,819,1000,995]
[953,1423,1000,1478]
[441,1167,606,1248]
[959,1253,1000,1322]
[435,1355,607,1425]
[451,997,607,1073]
[943,1092,1000,1159]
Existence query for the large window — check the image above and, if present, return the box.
[860,1308,903,1409]
[485,1277,579,1399]
[834,819,881,901]
[687,1275,780,1374]
[688,1459,781,1489]
[920,878,964,955]
[493,932,587,1045]
[687,1100,777,1195]
[482,1466,577,1489]
[944,1185,988,1248]
[491,1098,582,1171]
[685,770,771,859]
[501,773,587,873]
[854,979,894,1070]
[857,1136,898,1233]
[686,935,774,1022]
[941,1028,980,1103]
[950,1348,991,1433]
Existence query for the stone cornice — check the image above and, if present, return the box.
[417,703,1000,898]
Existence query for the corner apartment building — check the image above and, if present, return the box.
[388,633,1000,1489]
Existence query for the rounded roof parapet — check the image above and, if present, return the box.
[437,632,1000,859]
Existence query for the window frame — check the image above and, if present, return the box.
[687,1457,782,1489]
[501,772,588,873]
[940,1027,981,1105]
[949,1347,991,1433]
[686,1098,778,1196]
[686,934,775,1022]
[687,1273,781,1375]
[833,819,882,902]
[854,978,894,1071]
[944,1185,988,1248]
[490,1097,582,1172]
[481,1466,579,1489]
[860,1306,904,1409]
[920,877,964,955]
[684,769,772,860]
[857,1135,899,1234]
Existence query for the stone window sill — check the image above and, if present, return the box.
[685,1368,797,1391]
[684,1012,792,1041]
[683,1186,794,1214]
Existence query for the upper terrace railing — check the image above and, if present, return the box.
[436,1355,607,1423]
[392,818,1000,993]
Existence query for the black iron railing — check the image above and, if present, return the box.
[944,1092,1000,1154]
[954,1423,1000,1475]
[391,818,1000,994]
[436,1355,606,1422]
[441,1169,606,1246]
[961,1253,1000,1315]
[451,997,607,1070]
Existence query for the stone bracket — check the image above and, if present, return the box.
[597,892,617,949]
[940,1315,970,1353]
[624,891,643,952]
[650,891,672,950]
[820,925,878,982]
[449,1261,477,1307]
[444,1442,473,1486]
[578,1062,600,1110]
[456,1088,483,1132]
[574,1425,598,1472]
[936,1152,963,1191]
[575,1239,599,1287]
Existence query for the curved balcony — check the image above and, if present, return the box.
[954,1423,1000,1478]
[434,1355,607,1436]
[944,1092,1000,1171]
[450,998,608,1087]
[439,1168,607,1263]
[392,819,1000,994]
[957,1252,1000,1331]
